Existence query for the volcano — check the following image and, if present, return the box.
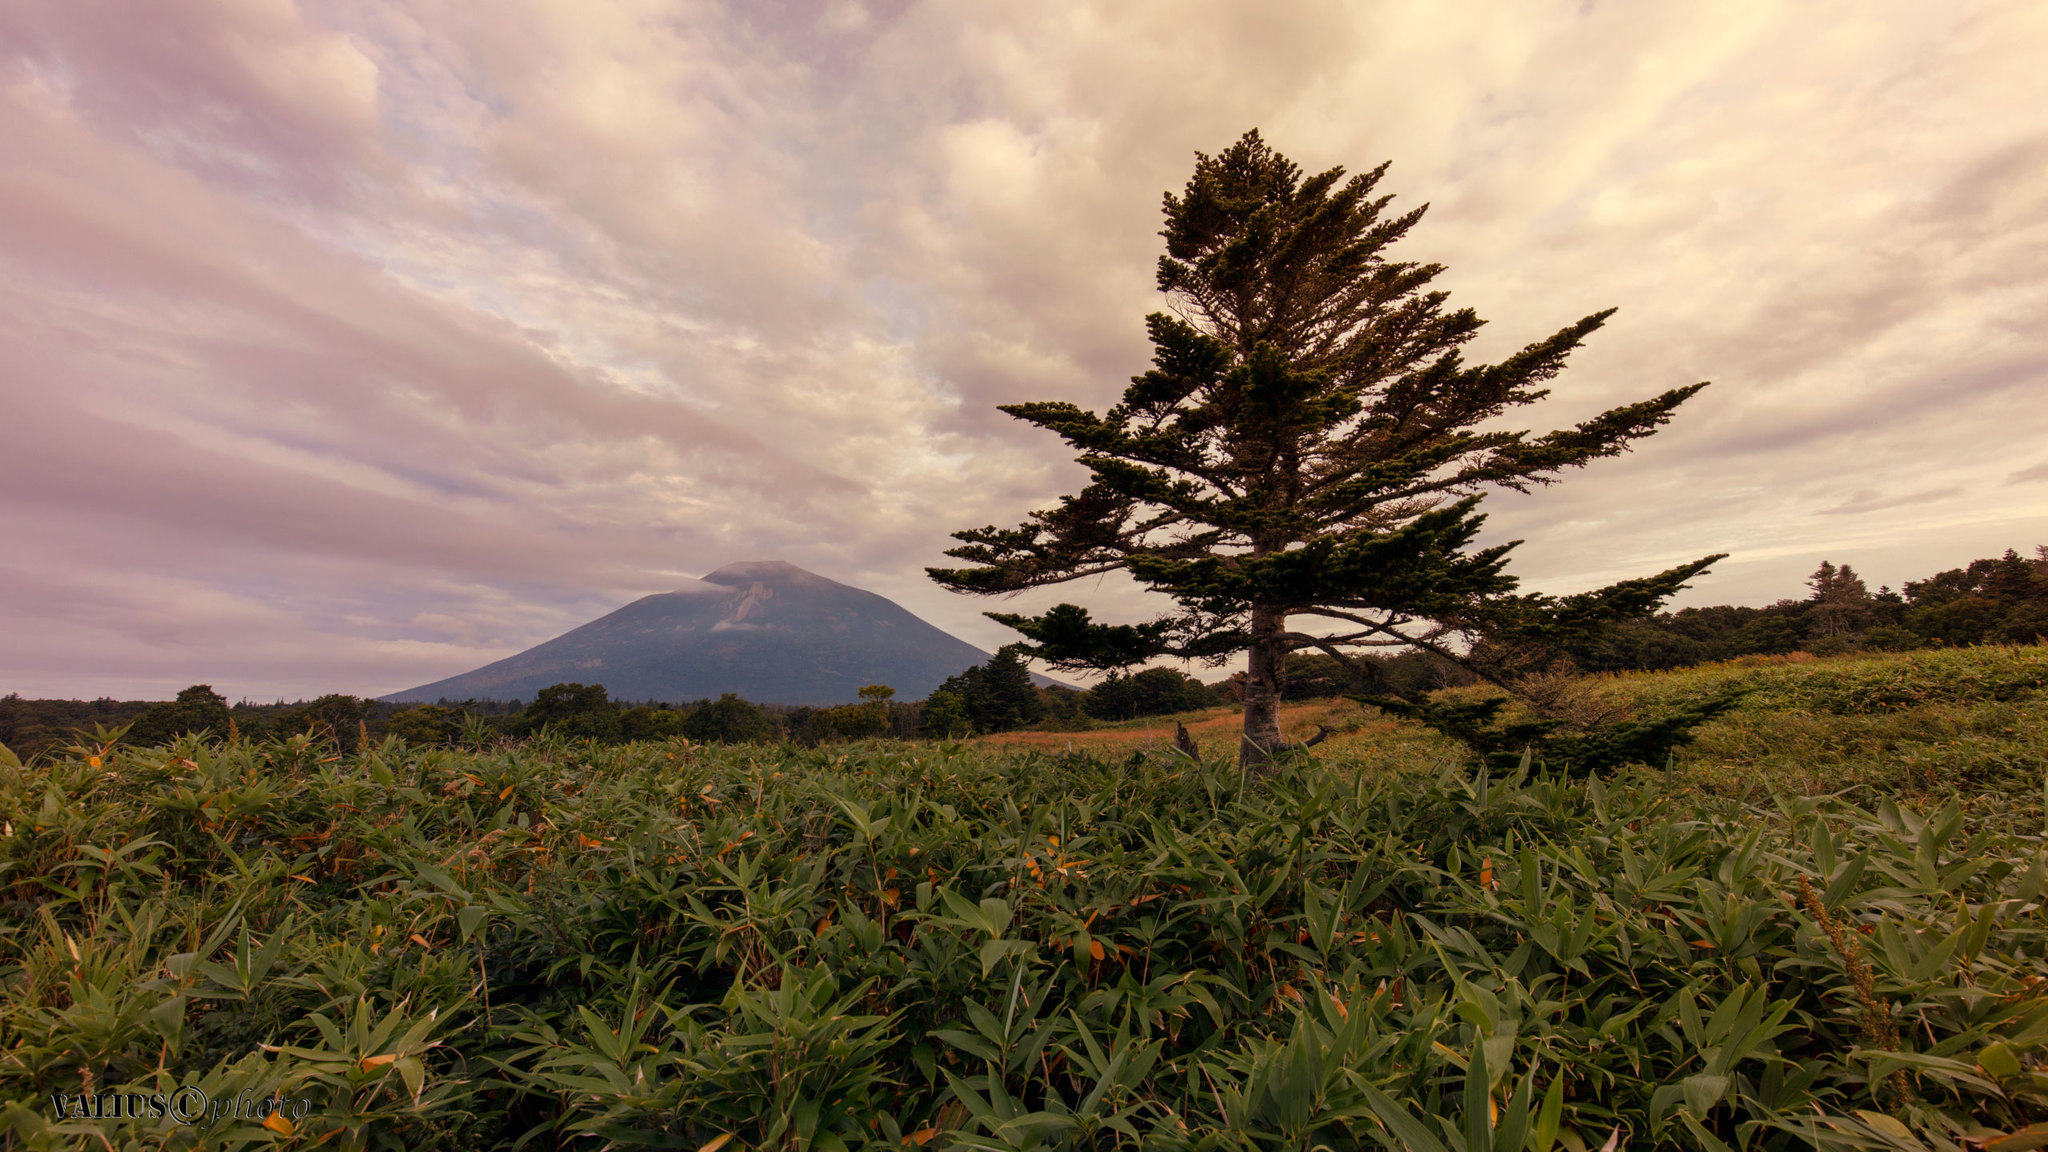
[382,561,1022,706]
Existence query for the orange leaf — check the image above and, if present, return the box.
[882,888,901,906]
[1479,857,1494,890]
[88,755,102,768]
[698,1134,736,1152]
[263,1113,295,1136]
[409,933,433,949]
[906,1128,940,1146]
[1691,940,1718,949]
[1089,939,1105,961]
[1984,1123,2048,1152]
[360,1053,397,1072]
[499,784,514,800]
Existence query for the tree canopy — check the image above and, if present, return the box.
[930,130,1722,765]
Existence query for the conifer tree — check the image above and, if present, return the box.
[1806,560,1874,639]
[930,131,1724,767]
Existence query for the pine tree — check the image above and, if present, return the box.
[934,646,1045,734]
[1806,560,1873,640]
[976,646,1043,732]
[930,131,1723,766]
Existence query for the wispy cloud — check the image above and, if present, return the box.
[3,0,2046,699]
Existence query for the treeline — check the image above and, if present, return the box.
[0,689,412,762]
[1558,545,2048,672]
[9,544,2040,756]
[0,647,1251,757]
[0,683,926,759]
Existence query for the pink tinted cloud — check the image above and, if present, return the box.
[3,0,2046,702]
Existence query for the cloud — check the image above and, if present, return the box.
[3,0,2047,699]
[1819,487,1968,517]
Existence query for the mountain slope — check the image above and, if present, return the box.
[383,561,1014,706]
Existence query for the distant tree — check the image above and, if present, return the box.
[1280,649,1476,697]
[1725,612,1807,656]
[1549,618,1710,673]
[936,646,1045,734]
[126,685,233,747]
[918,690,974,739]
[1903,546,2048,646]
[816,685,894,740]
[296,694,376,750]
[1805,560,1874,640]
[929,130,1720,766]
[385,704,468,748]
[520,682,621,742]
[684,693,776,744]
[619,704,688,742]
[2,696,158,758]
[1035,685,1091,728]
[1856,624,1922,652]
[1085,667,1216,721]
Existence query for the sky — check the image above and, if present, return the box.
[2,0,2045,703]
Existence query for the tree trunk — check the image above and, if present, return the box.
[1239,605,1285,769]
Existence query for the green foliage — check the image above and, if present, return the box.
[1084,667,1218,721]
[518,682,622,743]
[125,685,233,747]
[919,690,974,739]
[1361,686,1751,778]
[684,692,777,744]
[382,704,470,748]
[0,694,156,761]
[6,657,2048,1147]
[1564,546,2047,672]
[937,647,1045,734]
[619,703,689,742]
[1281,650,1476,700]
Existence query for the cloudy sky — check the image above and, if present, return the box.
[3,0,2045,702]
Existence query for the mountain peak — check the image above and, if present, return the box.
[385,560,1000,705]
[700,560,826,587]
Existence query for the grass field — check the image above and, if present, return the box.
[3,645,2047,1150]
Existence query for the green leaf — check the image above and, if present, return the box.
[1356,1083,1454,1152]
[1680,1073,1727,1118]
[1465,1036,1492,1152]
[1529,1072,1564,1152]
[1980,1042,2023,1079]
